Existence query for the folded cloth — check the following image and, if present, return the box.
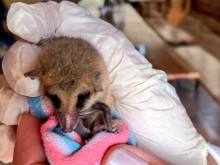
[28,96,137,165]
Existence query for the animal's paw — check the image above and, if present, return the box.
[92,124,105,136]
[111,120,123,133]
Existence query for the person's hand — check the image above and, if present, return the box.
[102,144,168,165]
[13,114,47,165]
[13,114,167,165]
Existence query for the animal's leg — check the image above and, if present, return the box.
[91,102,112,132]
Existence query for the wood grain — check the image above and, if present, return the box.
[180,13,220,61]
[172,46,220,103]
[147,18,194,44]
[120,4,199,80]
[87,3,200,80]
[176,79,220,147]
[192,0,220,22]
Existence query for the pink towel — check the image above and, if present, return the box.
[28,96,137,165]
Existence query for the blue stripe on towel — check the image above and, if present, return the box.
[28,96,48,122]
[54,127,81,152]
[28,96,138,148]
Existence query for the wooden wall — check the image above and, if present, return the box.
[192,0,220,21]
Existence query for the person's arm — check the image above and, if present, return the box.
[13,114,47,165]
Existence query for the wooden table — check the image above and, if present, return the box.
[86,3,200,81]
[128,0,167,18]
[171,46,220,103]
[147,18,194,45]
[122,3,200,80]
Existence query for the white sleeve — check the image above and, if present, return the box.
[3,1,207,164]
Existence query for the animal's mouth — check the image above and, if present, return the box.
[56,112,79,133]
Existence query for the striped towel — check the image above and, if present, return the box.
[28,96,137,165]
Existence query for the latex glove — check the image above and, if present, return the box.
[0,74,29,125]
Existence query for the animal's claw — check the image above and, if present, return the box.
[111,120,123,133]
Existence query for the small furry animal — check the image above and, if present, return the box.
[24,37,122,140]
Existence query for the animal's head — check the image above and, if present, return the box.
[24,59,104,133]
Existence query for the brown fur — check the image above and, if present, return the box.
[24,37,114,134]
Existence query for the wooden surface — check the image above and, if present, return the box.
[130,0,167,18]
[87,3,200,81]
[148,0,167,18]
[147,18,194,44]
[192,0,220,23]
[179,12,220,103]
[171,46,220,103]
[181,12,220,62]
[177,79,220,147]
[120,3,199,80]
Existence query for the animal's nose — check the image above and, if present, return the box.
[62,127,74,133]
[60,114,77,133]
[57,112,79,133]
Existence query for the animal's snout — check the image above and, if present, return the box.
[62,126,73,133]
[57,112,79,133]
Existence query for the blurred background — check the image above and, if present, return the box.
[0,0,220,164]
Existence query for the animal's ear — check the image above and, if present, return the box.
[24,69,41,80]
[94,71,103,92]
[24,62,45,80]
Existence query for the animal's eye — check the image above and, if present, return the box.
[77,92,91,109]
[46,92,61,109]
